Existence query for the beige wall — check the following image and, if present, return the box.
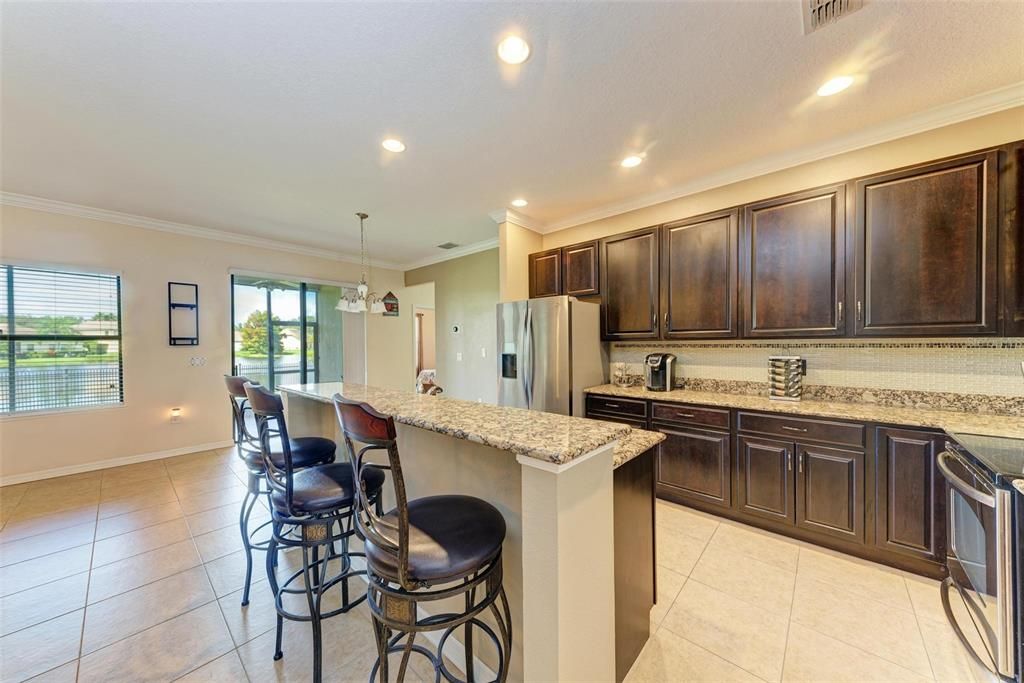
[498,221,543,302]
[417,308,437,372]
[544,106,1024,249]
[364,282,435,392]
[0,204,405,482]
[405,249,499,404]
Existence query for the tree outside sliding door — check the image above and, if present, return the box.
[230,275,345,389]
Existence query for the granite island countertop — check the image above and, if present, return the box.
[279,382,630,466]
[585,384,1024,439]
[608,428,666,468]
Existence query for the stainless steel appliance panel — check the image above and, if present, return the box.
[526,296,571,415]
[497,300,529,410]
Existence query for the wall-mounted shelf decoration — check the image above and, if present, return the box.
[168,282,199,345]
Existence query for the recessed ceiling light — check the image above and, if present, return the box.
[381,138,406,153]
[510,198,528,208]
[816,75,854,97]
[620,155,644,168]
[497,36,530,65]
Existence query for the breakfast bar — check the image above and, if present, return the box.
[279,382,662,682]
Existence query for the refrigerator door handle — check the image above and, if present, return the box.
[522,305,533,408]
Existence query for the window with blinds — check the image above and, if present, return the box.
[0,265,123,414]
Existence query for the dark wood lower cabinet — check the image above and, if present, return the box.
[874,427,946,563]
[795,443,865,544]
[736,436,794,523]
[655,425,731,509]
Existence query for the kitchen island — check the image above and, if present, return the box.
[279,382,661,682]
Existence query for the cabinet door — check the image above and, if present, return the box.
[853,151,998,335]
[662,210,738,338]
[562,241,600,297]
[999,143,1023,336]
[736,436,794,523]
[742,185,846,337]
[875,428,946,563]
[528,248,562,298]
[601,227,660,340]
[795,443,865,544]
[656,426,731,509]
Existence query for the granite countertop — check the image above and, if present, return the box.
[609,428,666,468]
[585,384,1024,439]
[280,382,630,466]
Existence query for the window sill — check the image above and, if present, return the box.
[0,402,126,421]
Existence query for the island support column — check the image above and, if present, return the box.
[517,442,617,682]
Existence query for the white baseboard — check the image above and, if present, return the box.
[0,440,236,486]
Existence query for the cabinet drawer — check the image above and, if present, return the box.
[651,402,729,430]
[737,412,864,448]
[586,395,648,419]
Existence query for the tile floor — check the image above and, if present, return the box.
[0,446,998,682]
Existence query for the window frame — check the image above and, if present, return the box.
[0,263,125,416]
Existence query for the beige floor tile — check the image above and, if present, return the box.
[705,522,800,573]
[204,549,259,597]
[0,544,92,597]
[0,507,98,544]
[178,485,249,516]
[91,518,191,567]
[25,660,79,682]
[797,546,912,610]
[23,475,100,498]
[662,579,789,682]
[9,489,99,521]
[790,575,932,677]
[218,578,278,646]
[97,487,178,519]
[650,566,686,627]
[94,500,184,540]
[99,476,174,499]
[0,572,89,636]
[0,610,84,682]
[78,602,234,683]
[916,615,997,683]
[656,525,709,575]
[655,501,720,543]
[781,622,931,682]
[904,573,953,624]
[173,474,244,500]
[99,462,168,486]
[87,538,201,603]
[187,502,269,537]
[625,627,762,683]
[176,650,249,682]
[689,542,796,613]
[81,566,216,654]
[0,520,95,567]
[194,523,248,564]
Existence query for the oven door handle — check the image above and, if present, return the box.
[937,450,995,508]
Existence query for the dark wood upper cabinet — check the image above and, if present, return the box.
[735,436,794,523]
[853,152,998,336]
[562,240,600,297]
[795,443,865,544]
[601,227,660,340]
[999,142,1024,336]
[874,427,946,564]
[742,185,846,337]
[662,210,739,338]
[528,248,562,299]
[655,426,732,509]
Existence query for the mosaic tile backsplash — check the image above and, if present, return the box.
[609,338,1024,416]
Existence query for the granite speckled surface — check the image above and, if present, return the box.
[608,428,665,469]
[586,384,1024,439]
[1013,480,1024,495]
[280,382,630,465]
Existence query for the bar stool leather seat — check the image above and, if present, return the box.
[239,436,336,471]
[365,494,506,584]
[270,462,385,515]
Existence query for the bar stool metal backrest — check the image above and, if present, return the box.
[243,382,297,516]
[224,375,261,454]
[331,396,418,590]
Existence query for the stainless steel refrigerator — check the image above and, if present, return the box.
[497,296,606,416]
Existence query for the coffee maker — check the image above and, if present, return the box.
[644,353,676,391]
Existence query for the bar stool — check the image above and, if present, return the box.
[224,375,337,606]
[333,396,512,683]
[244,383,385,683]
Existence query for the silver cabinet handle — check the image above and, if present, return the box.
[675,412,695,419]
[664,312,669,329]
[787,450,792,471]
[837,301,843,324]
[781,425,808,433]
[799,452,804,473]
[856,300,863,321]
[604,403,620,408]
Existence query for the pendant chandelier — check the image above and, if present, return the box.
[336,212,385,314]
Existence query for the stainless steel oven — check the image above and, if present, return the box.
[938,441,1017,680]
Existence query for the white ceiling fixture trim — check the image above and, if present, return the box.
[0,191,406,271]
[488,208,545,232]
[540,81,1024,235]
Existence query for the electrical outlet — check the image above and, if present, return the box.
[480,347,486,358]
[189,357,207,367]
[456,352,463,362]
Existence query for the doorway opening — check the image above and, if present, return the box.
[413,306,436,389]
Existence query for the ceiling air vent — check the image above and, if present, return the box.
[802,0,864,34]
[436,242,460,250]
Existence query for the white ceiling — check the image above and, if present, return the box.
[2,2,1022,268]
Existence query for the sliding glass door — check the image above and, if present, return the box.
[231,275,345,389]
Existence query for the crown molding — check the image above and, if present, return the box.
[400,237,499,272]
[488,208,546,232]
[0,192,407,271]
[541,82,1024,234]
